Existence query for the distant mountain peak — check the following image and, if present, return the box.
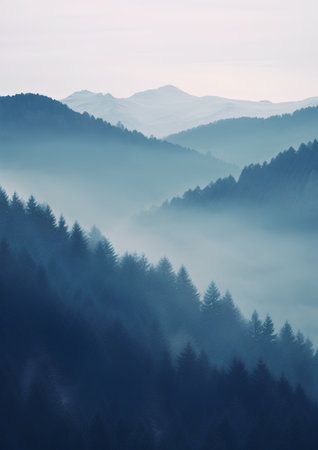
[129,85,191,100]
[158,84,187,93]
[72,90,95,96]
[62,87,318,138]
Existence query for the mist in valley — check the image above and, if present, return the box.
[2,163,317,346]
[129,210,318,343]
[3,0,318,446]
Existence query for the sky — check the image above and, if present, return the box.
[1,0,318,101]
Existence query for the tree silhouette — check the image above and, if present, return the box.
[57,215,69,240]
[70,221,87,259]
[94,237,117,273]
[249,311,263,343]
[201,281,220,314]
[0,185,316,449]
[262,314,276,344]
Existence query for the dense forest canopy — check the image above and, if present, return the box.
[166,106,318,166]
[158,140,318,229]
[1,185,318,448]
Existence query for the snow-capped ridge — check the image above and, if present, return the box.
[62,86,318,137]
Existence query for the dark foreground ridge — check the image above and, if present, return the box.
[0,186,318,449]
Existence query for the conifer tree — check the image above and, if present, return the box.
[43,205,56,230]
[201,281,220,314]
[280,321,295,346]
[70,221,87,258]
[10,192,24,215]
[26,195,38,216]
[249,311,263,342]
[176,265,200,307]
[57,215,68,239]
[262,314,276,343]
[95,237,117,272]
[156,257,176,286]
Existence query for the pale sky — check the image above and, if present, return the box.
[1,0,318,101]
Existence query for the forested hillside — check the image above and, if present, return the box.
[159,140,318,228]
[0,94,235,223]
[166,106,318,166]
[1,186,318,449]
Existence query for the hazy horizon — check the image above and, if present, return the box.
[2,84,318,104]
[63,85,318,103]
[2,0,318,102]
[3,1,318,445]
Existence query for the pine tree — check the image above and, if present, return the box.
[249,311,263,342]
[262,314,276,344]
[221,290,235,310]
[219,290,241,324]
[156,257,176,286]
[201,281,220,314]
[26,195,38,216]
[227,359,249,396]
[43,205,56,230]
[10,192,24,215]
[279,321,295,347]
[70,221,87,258]
[95,237,117,272]
[176,265,200,308]
[57,215,69,239]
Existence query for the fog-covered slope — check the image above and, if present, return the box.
[62,85,318,137]
[133,141,318,343]
[167,107,318,167]
[1,186,318,449]
[0,94,235,224]
[157,140,318,226]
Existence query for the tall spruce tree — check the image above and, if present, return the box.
[201,281,221,314]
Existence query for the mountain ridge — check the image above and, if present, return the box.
[0,93,235,224]
[166,106,318,166]
[62,85,318,137]
[155,140,318,229]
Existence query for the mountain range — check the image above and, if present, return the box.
[166,106,318,167]
[62,85,318,138]
[0,94,235,226]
